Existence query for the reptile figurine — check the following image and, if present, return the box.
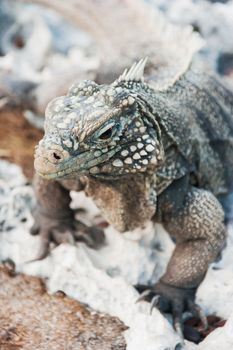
[32,57,233,337]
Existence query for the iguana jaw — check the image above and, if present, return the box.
[34,142,119,180]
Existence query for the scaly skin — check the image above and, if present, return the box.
[32,59,233,336]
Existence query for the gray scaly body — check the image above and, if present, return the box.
[32,57,233,337]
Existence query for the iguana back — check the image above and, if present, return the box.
[143,63,233,197]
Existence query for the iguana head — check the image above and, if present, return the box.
[34,58,164,180]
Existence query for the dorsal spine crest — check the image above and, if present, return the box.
[114,57,148,84]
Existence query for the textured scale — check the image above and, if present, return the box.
[34,56,233,228]
[32,49,233,336]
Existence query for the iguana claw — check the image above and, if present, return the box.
[30,208,105,261]
[135,281,208,339]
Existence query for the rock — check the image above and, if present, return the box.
[0,108,43,178]
[0,264,127,350]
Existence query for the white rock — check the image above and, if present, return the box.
[1,159,233,350]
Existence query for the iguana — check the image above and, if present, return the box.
[26,0,233,340]
[32,53,233,336]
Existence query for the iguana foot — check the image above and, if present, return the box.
[30,210,105,260]
[136,281,208,339]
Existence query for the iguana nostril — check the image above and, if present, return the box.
[41,146,70,165]
[53,152,61,160]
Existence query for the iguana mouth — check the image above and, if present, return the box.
[37,168,80,180]
[35,147,118,180]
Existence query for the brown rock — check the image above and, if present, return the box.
[0,107,43,179]
[184,314,227,344]
[0,265,127,350]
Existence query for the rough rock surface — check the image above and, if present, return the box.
[0,264,127,350]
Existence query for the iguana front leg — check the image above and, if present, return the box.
[31,174,105,259]
[138,181,226,336]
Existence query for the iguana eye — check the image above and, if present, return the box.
[97,122,115,141]
[99,127,113,140]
